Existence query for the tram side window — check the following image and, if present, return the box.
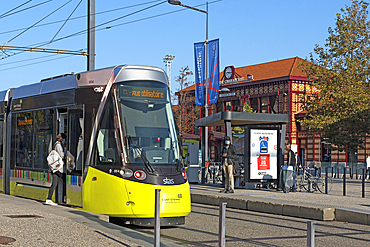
[34,109,54,170]
[16,112,34,168]
[93,96,122,167]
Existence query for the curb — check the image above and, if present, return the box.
[191,193,336,222]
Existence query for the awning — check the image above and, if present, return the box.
[195,111,290,127]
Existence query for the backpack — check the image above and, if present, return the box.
[47,148,63,173]
[66,150,76,173]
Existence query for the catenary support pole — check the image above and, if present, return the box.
[154,189,161,247]
[343,167,346,196]
[307,221,316,247]
[219,202,227,247]
[363,169,365,198]
[325,167,328,194]
[87,0,95,70]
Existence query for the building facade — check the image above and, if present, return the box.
[179,57,369,165]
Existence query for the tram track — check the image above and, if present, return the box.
[111,217,278,246]
[110,202,370,246]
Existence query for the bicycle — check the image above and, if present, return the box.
[295,168,333,193]
[205,163,222,184]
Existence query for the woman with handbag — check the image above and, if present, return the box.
[46,133,66,206]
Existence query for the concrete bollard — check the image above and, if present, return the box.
[219,202,227,247]
[307,221,316,247]
[154,189,161,247]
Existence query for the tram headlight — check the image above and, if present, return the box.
[134,170,146,180]
[120,169,133,178]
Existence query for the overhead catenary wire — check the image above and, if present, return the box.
[3,0,72,46]
[0,0,163,36]
[7,0,167,52]
[0,53,79,72]
[0,53,61,66]
[0,0,32,18]
[0,0,222,70]
[0,0,52,19]
[46,0,83,48]
[27,0,218,48]
[0,0,166,60]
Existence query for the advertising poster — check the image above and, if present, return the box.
[249,128,278,180]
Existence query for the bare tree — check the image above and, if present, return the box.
[172,66,195,137]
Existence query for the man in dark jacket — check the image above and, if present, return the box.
[286,144,296,192]
[220,136,237,193]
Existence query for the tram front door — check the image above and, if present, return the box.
[57,108,84,207]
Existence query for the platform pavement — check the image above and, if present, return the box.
[2,179,370,246]
[190,178,370,226]
[0,193,181,247]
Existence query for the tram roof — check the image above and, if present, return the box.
[195,111,290,127]
[10,65,168,100]
[0,90,9,102]
[12,75,77,100]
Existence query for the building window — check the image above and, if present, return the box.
[251,98,258,112]
[225,101,231,111]
[261,97,269,113]
[269,96,277,114]
[232,99,240,112]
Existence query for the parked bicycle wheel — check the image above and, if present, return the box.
[296,174,309,192]
[317,176,333,193]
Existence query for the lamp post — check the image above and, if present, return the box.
[168,0,209,184]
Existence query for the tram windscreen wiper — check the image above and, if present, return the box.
[127,135,155,174]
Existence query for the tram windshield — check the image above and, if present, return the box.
[118,81,180,166]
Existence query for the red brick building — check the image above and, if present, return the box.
[178,57,368,165]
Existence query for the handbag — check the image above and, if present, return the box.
[47,144,63,173]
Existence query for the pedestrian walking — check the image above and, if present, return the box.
[46,133,66,206]
[366,154,370,181]
[285,144,296,192]
[220,136,237,193]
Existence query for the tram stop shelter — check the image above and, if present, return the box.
[195,111,290,188]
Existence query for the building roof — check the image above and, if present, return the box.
[233,56,308,82]
[181,57,309,92]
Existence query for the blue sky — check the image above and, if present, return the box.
[0,0,353,96]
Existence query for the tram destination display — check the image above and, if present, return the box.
[120,85,166,101]
[249,128,278,180]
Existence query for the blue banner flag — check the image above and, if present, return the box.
[207,39,220,105]
[194,41,205,106]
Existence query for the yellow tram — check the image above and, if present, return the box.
[0,65,191,225]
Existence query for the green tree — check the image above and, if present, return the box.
[300,0,370,162]
[232,102,255,135]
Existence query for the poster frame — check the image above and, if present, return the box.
[245,125,281,183]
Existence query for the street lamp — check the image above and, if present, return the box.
[168,0,209,184]
[163,55,175,90]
